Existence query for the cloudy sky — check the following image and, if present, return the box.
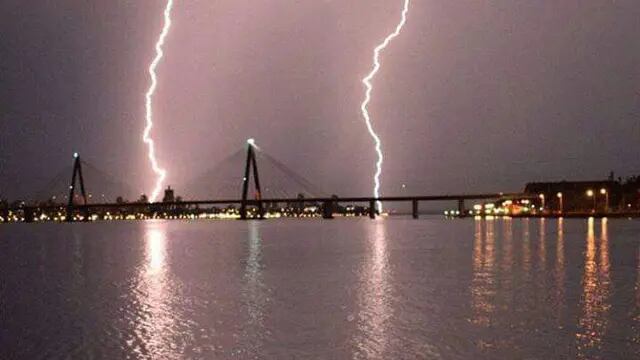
[1,0,639,200]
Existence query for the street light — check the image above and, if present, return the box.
[556,192,563,214]
[539,193,545,213]
[600,188,609,213]
[586,189,595,213]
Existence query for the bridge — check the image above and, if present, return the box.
[1,144,530,223]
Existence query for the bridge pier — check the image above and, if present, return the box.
[240,202,247,220]
[369,200,376,219]
[66,205,74,223]
[81,207,90,222]
[257,201,265,220]
[322,200,334,219]
[458,199,466,217]
[412,199,419,219]
[239,201,265,220]
[24,208,34,223]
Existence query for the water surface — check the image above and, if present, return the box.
[1,218,639,359]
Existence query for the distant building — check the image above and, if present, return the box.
[163,186,175,203]
[524,180,621,213]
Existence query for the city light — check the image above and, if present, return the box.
[600,188,609,212]
[360,0,411,212]
[586,189,596,213]
[143,0,174,202]
[539,193,545,211]
[557,192,564,214]
[2,201,379,224]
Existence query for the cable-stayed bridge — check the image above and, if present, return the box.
[28,157,138,205]
[1,144,528,223]
[183,147,326,201]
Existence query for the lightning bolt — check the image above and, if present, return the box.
[143,0,174,202]
[360,0,410,212]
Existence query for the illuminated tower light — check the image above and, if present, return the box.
[247,138,261,151]
[360,0,411,212]
[143,0,174,202]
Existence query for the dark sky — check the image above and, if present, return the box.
[1,1,639,200]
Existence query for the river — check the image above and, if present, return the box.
[1,217,639,359]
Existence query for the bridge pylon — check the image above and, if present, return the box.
[457,199,466,217]
[67,153,88,222]
[240,141,264,220]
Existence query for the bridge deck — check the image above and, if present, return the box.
[8,193,532,211]
[2,193,540,222]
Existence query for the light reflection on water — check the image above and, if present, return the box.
[500,217,513,282]
[1,218,640,358]
[241,221,267,355]
[555,218,566,324]
[129,221,183,359]
[522,218,531,274]
[576,218,612,358]
[471,218,496,328]
[634,236,640,348]
[354,219,393,358]
[539,218,547,269]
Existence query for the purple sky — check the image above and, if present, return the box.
[1,1,639,200]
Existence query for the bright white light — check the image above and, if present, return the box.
[247,138,261,150]
[73,152,79,159]
[143,0,174,202]
[360,0,411,212]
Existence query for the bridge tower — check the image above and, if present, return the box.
[67,153,88,222]
[240,141,264,220]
